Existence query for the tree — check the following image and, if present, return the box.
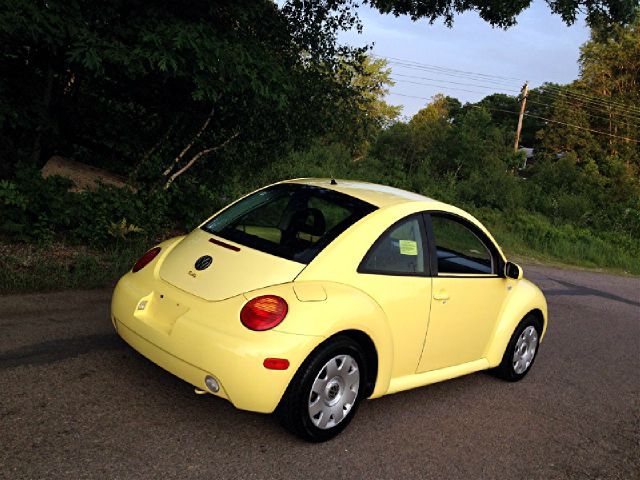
[537,16,639,184]
[525,15,640,233]
[349,56,401,131]
[364,0,636,28]
[404,94,459,177]
[578,14,640,170]
[474,94,518,134]
[0,1,367,188]
[411,94,461,126]
[331,56,401,158]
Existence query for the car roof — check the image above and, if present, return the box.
[281,178,439,209]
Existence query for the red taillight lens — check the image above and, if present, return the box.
[240,295,288,331]
[132,247,161,273]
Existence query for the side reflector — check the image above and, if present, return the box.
[263,358,290,370]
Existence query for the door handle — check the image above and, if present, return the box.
[433,291,450,301]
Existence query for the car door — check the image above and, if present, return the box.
[354,214,433,379]
[417,212,509,373]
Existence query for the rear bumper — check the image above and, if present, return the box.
[111,273,323,413]
[115,318,222,396]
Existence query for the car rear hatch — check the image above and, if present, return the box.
[159,229,305,301]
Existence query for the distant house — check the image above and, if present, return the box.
[518,147,534,169]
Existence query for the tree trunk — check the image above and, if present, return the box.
[163,131,239,190]
[162,107,214,177]
[31,56,55,165]
[131,122,176,181]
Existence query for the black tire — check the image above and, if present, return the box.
[276,336,367,442]
[493,314,542,382]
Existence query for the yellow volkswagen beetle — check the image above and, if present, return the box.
[111,179,547,441]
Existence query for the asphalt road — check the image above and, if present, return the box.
[1,265,638,479]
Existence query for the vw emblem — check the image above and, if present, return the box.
[194,255,213,271]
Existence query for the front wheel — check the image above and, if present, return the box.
[494,314,541,381]
[276,336,366,442]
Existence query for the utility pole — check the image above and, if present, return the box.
[514,81,529,153]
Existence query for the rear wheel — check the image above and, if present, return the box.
[276,336,366,442]
[494,314,541,381]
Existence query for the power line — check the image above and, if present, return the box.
[482,105,640,143]
[387,61,524,89]
[533,90,640,120]
[539,84,640,115]
[374,53,640,117]
[391,63,640,117]
[392,88,640,127]
[525,98,640,126]
[388,92,442,101]
[374,54,524,84]
[387,91,640,143]
[376,56,523,86]
[392,73,520,93]
[388,69,640,122]
[389,76,640,126]
[390,77,510,95]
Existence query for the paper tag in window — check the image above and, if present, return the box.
[399,240,418,256]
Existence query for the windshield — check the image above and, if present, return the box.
[202,184,377,264]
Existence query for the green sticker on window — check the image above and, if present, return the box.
[399,240,418,256]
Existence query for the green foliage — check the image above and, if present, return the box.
[107,219,144,240]
[477,208,640,274]
[0,0,368,188]
[366,0,636,28]
[0,180,27,209]
[330,56,402,157]
[0,169,166,247]
[1,1,638,293]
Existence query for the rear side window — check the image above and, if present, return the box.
[430,215,494,274]
[359,216,426,275]
[202,184,376,264]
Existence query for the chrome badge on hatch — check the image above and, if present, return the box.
[194,255,213,271]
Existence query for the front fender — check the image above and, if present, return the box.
[245,281,394,399]
[485,277,548,366]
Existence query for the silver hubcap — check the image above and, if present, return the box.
[308,354,360,430]
[513,326,539,374]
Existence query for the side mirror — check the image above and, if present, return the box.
[505,261,523,280]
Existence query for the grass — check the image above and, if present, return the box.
[477,209,640,276]
[1,209,637,295]
[0,241,146,294]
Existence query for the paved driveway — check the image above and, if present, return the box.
[1,265,638,479]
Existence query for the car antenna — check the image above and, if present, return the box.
[330,178,337,185]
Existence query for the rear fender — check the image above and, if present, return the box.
[121,236,186,287]
[245,281,394,398]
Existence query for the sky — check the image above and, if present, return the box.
[339,0,591,118]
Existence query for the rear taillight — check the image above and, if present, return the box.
[132,247,161,273]
[240,295,288,331]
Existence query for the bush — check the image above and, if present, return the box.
[0,170,74,243]
[457,167,524,211]
[477,208,640,274]
[0,168,168,247]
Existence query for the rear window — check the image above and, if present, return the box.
[202,184,377,263]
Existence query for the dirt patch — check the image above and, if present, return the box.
[41,156,134,192]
